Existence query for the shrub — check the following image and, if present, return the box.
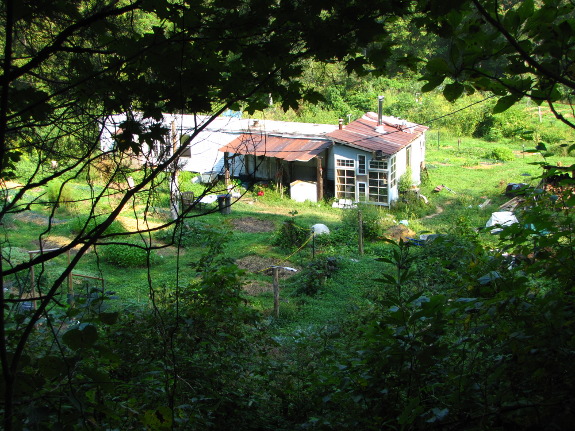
[100,239,155,267]
[485,146,514,161]
[178,171,207,194]
[547,142,575,157]
[536,122,573,145]
[392,193,432,220]
[68,216,127,236]
[291,257,339,296]
[273,217,311,250]
[46,180,75,209]
[312,225,356,253]
[398,166,413,192]
[484,125,504,142]
[341,204,394,241]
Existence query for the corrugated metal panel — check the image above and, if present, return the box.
[327,112,428,156]
[219,134,331,162]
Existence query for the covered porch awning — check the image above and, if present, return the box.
[219,134,331,162]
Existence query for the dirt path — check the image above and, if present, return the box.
[422,205,444,219]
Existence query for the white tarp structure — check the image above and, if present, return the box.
[99,113,244,177]
[486,211,518,233]
[99,113,339,178]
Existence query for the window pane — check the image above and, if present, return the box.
[357,155,366,174]
[368,171,388,203]
[369,159,388,170]
[336,158,354,167]
[336,168,355,200]
[358,183,366,201]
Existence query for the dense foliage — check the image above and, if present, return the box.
[3,0,575,429]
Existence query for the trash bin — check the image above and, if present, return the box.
[217,194,231,215]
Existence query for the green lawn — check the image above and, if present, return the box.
[5,136,574,329]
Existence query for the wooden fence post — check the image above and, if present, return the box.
[273,267,280,318]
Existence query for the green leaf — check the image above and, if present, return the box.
[426,58,451,74]
[62,324,98,350]
[421,76,445,92]
[517,0,534,20]
[99,312,119,325]
[38,356,68,379]
[374,274,397,285]
[493,95,520,114]
[503,10,520,32]
[142,406,173,429]
[443,82,464,102]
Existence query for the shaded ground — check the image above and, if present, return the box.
[116,215,164,231]
[12,212,67,226]
[235,255,298,295]
[230,216,276,233]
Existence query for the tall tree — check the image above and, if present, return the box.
[414,0,575,130]
[0,0,413,428]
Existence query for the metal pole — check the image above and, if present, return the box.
[312,231,315,259]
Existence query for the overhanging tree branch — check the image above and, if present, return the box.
[471,0,575,91]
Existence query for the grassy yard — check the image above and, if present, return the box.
[4,135,574,333]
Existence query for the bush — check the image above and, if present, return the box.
[392,193,432,220]
[69,216,127,236]
[291,257,339,296]
[273,213,311,250]
[398,166,413,192]
[100,239,155,267]
[342,204,394,241]
[485,146,514,161]
[537,124,573,145]
[46,180,75,209]
[548,142,574,157]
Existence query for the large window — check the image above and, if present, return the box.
[336,158,355,200]
[390,156,396,186]
[368,171,388,203]
[357,154,366,174]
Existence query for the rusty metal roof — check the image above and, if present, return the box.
[327,112,428,155]
[219,134,331,162]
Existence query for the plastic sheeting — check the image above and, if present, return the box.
[486,211,518,233]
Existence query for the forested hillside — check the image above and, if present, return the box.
[1,0,575,429]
